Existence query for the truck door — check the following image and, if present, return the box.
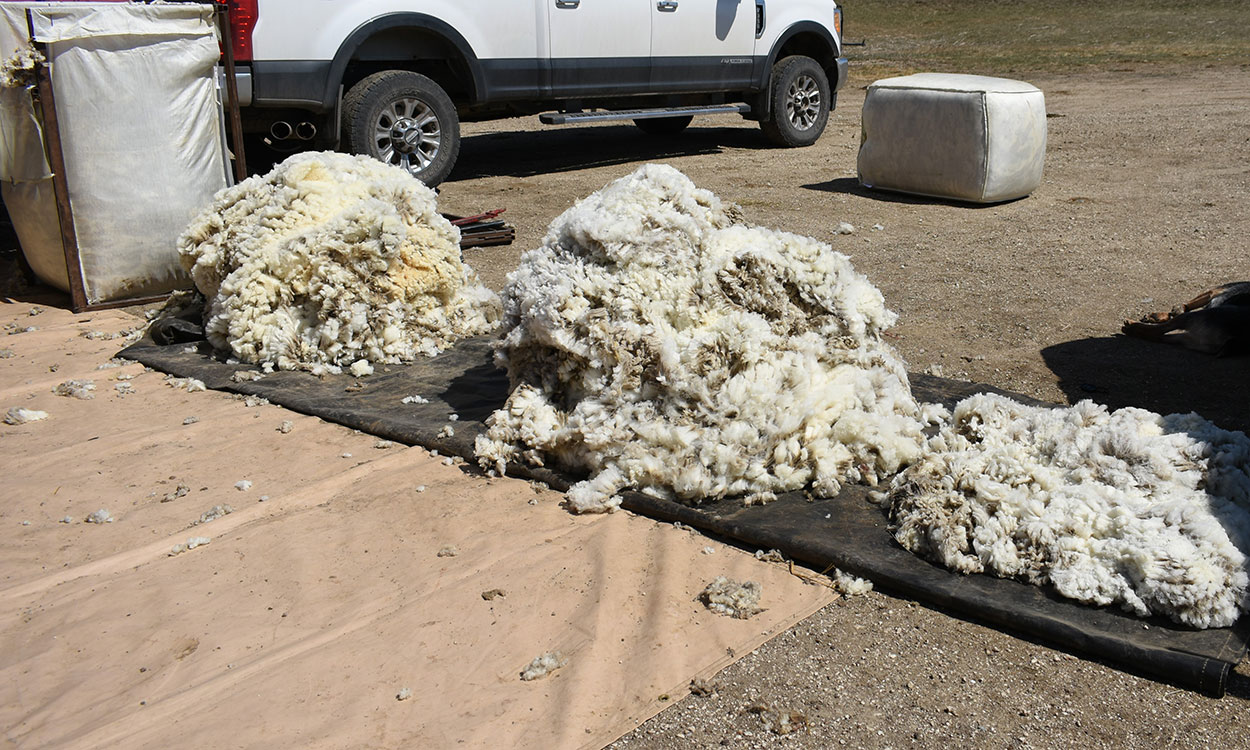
[547,0,652,97]
[650,0,757,91]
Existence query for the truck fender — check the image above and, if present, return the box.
[753,21,841,117]
[324,13,486,108]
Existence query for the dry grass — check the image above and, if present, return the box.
[842,0,1250,83]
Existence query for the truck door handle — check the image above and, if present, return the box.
[555,0,579,8]
[657,0,678,11]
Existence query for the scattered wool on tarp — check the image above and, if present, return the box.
[53,380,95,400]
[169,537,211,556]
[884,393,1250,628]
[699,576,762,619]
[178,152,501,374]
[194,505,234,525]
[165,376,206,393]
[85,509,113,524]
[519,651,565,681]
[475,164,927,512]
[4,407,47,425]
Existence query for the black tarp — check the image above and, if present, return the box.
[120,335,1250,697]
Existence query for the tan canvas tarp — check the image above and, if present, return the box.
[0,298,833,749]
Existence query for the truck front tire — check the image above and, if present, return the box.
[342,70,460,187]
[760,55,830,148]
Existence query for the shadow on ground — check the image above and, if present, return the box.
[447,123,771,181]
[1042,335,1248,434]
[0,206,69,306]
[231,122,775,184]
[801,176,1026,209]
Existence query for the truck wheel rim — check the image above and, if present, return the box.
[374,97,441,174]
[785,74,821,131]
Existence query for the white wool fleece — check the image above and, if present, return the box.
[476,164,927,512]
[886,393,1250,628]
[179,152,500,372]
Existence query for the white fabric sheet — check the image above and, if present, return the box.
[858,73,1046,203]
[0,2,229,303]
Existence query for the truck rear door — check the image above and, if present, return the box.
[547,0,651,97]
[650,0,756,91]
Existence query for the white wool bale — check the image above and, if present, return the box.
[178,152,501,371]
[858,74,1046,203]
[885,393,1250,628]
[476,164,926,511]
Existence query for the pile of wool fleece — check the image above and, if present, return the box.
[475,164,928,512]
[179,152,500,373]
[884,393,1250,628]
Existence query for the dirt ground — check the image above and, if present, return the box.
[426,66,1250,747]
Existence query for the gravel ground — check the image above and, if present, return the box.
[608,588,1249,749]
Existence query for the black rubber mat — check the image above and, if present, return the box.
[121,335,1250,696]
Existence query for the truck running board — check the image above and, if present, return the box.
[539,103,751,125]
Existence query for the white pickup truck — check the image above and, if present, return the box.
[224,0,847,185]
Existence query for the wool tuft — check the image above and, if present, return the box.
[85,509,113,524]
[0,44,44,88]
[4,407,47,425]
[177,152,500,372]
[475,165,926,511]
[165,376,206,393]
[53,380,95,400]
[831,569,874,596]
[195,505,234,525]
[169,537,211,556]
[747,703,808,735]
[699,576,763,619]
[519,651,565,681]
[885,393,1250,628]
